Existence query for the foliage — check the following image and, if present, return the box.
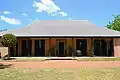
[0,34,16,48]
[105,14,120,31]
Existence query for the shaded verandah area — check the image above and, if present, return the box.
[10,37,114,57]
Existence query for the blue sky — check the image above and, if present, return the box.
[0,0,120,30]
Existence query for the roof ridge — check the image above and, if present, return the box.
[33,20,89,21]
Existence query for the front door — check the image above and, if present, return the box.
[35,40,45,56]
[58,42,65,57]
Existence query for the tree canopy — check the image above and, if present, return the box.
[0,33,16,48]
[105,15,120,31]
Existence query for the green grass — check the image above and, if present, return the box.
[0,68,120,80]
[76,58,120,61]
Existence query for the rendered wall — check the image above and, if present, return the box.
[0,47,8,58]
[113,38,120,57]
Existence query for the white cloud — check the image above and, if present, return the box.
[58,12,68,16]
[3,11,11,14]
[0,16,21,25]
[33,0,60,13]
[51,13,57,16]
[33,0,68,16]
[22,13,28,16]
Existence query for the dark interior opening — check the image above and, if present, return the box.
[76,39,87,56]
[94,40,102,56]
[28,40,32,56]
[108,40,114,56]
[101,39,107,56]
[93,39,114,57]
[21,40,32,56]
[21,40,27,56]
[58,42,65,57]
[35,40,45,56]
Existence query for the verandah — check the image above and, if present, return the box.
[10,37,114,57]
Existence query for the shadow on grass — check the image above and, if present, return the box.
[1,54,16,60]
[0,63,12,69]
[3,58,16,60]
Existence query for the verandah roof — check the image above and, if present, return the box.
[0,20,120,37]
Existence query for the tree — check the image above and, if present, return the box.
[0,34,16,58]
[105,15,120,31]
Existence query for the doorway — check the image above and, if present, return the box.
[21,40,32,56]
[76,39,87,56]
[21,40,27,56]
[93,39,109,56]
[101,39,107,56]
[108,40,114,56]
[58,42,65,57]
[35,40,45,56]
[93,40,101,56]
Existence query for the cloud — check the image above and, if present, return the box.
[33,0,60,13]
[0,16,21,25]
[3,11,11,14]
[58,12,68,16]
[22,13,28,16]
[33,0,68,16]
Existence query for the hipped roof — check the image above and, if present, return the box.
[0,20,120,37]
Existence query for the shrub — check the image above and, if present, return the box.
[1,33,16,48]
[0,34,16,59]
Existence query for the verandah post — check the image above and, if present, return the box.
[91,38,94,56]
[72,38,75,58]
[48,38,51,59]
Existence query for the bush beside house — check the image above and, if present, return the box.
[0,34,16,59]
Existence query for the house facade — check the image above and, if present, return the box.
[0,20,120,57]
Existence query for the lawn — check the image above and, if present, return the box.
[0,68,120,80]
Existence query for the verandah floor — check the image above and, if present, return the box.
[10,57,115,60]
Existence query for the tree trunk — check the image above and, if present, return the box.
[8,47,10,59]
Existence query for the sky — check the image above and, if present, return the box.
[0,0,120,30]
